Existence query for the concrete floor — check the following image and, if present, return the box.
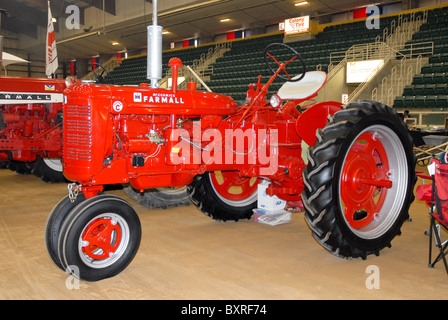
[0,166,447,300]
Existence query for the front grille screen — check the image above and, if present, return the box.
[65,105,92,161]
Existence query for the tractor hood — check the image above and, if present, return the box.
[64,82,239,117]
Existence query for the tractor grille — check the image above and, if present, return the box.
[65,105,92,161]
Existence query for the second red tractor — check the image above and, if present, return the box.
[0,76,66,182]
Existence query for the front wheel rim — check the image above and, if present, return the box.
[339,125,408,239]
[78,213,130,269]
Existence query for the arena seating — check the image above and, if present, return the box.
[105,12,397,98]
[393,6,448,110]
[207,18,389,102]
[104,6,447,108]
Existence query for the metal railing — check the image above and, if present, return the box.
[159,42,232,90]
[347,11,429,103]
[347,42,395,103]
[382,10,427,49]
[328,9,428,83]
[367,10,431,106]
[81,56,121,81]
[371,41,433,107]
[396,41,434,59]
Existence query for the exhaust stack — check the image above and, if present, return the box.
[147,0,162,88]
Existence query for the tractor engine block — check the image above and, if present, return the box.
[63,80,306,200]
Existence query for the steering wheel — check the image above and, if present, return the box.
[264,43,306,82]
[92,63,114,84]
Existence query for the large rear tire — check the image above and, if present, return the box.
[302,101,416,259]
[32,156,66,183]
[7,160,34,175]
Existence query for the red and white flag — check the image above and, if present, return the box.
[46,1,58,77]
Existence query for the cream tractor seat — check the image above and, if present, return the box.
[277,71,327,101]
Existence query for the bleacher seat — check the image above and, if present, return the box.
[207,15,393,101]
[394,7,448,110]
[104,44,216,85]
[100,4,447,108]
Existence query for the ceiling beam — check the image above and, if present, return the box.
[0,0,47,27]
[2,19,38,39]
[82,0,116,15]
[0,0,46,38]
[17,0,66,15]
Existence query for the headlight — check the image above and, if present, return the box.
[270,94,282,108]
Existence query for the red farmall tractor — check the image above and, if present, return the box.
[0,76,66,182]
[45,12,416,281]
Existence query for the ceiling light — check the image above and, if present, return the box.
[112,41,119,46]
[294,1,308,6]
[162,31,170,34]
[220,18,231,22]
[52,17,57,23]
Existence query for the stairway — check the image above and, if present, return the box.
[159,42,232,90]
[350,11,429,104]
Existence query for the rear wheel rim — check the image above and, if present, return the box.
[339,125,408,239]
[209,171,259,207]
[43,158,63,172]
[155,186,187,194]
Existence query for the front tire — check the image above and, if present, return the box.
[302,101,416,259]
[45,194,87,270]
[57,194,141,281]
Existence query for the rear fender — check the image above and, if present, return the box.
[295,101,342,146]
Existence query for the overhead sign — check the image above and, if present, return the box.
[346,59,384,83]
[283,16,310,35]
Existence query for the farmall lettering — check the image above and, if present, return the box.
[0,93,52,101]
[134,92,185,104]
[47,41,416,282]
